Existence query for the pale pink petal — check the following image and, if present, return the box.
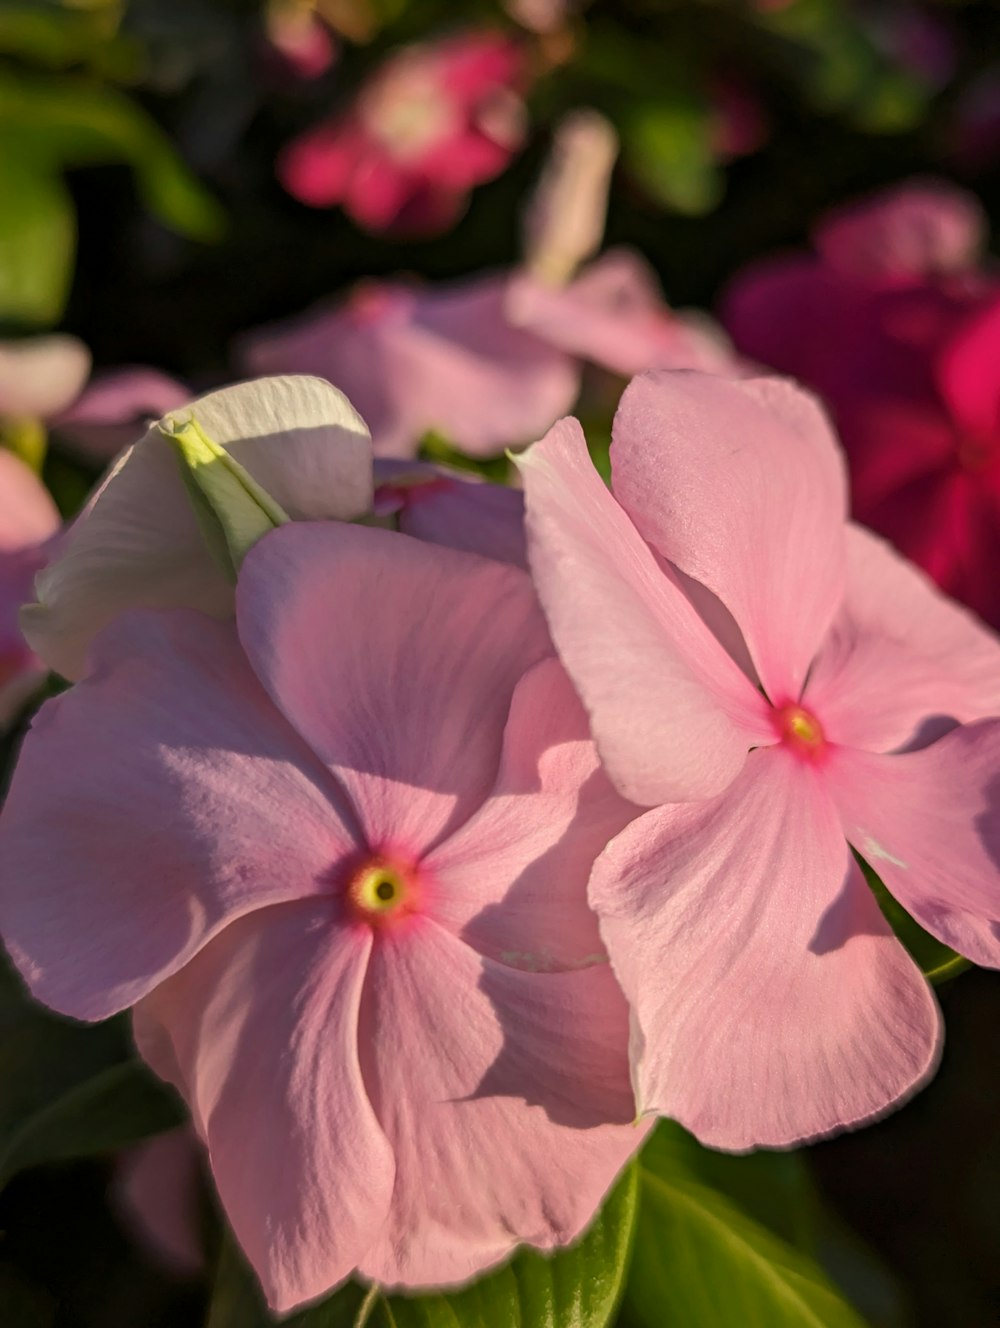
[934,293,1000,442]
[814,179,987,279]
[374,459,526,567]
[428,656,636,970]
[236,522,551,850]
[115,1128,204,1277]
[610,370,848,701]
[0,335,90,420]
[23,376,373,681]
[0,611,357,1020]
[135,903,394,1313]
[0,451,60,551]
[356,919,643,1288]
[828,723,1000,969]
[508,250,738,378]
[518,416,772,806]
[590,747,942,1150]
[52,367,190,463]
[805,524,1000,752]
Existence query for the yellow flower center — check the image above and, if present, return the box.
[347,860,413,923]
[774,703,826,759]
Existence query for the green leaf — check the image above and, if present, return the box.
[0,146,74,326]
[622,99,723,217]
[855,854,969,984]
[621,1124,866,1328]
[163,414,289,579]
[207,1162,638,1328]
[0,69,225,242]
[0,955,184,1189]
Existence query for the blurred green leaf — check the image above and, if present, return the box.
[0,3,140,77]
[621,1123,866,1328]
[622,99,723,217]
[0,146,75,326]
[0,69,225,242]
[0,955,184,1189]
[207,1162,638,1328]
[855,854,969,984]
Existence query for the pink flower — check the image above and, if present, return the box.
[52,366,190,464]
[22,376,374,682]
[264,1,337,82]
[278,31,527,232]
[0,452,60,727]
[237,277,579,458]
[518,368,1000,1150]
[722,179,1000,627]
[0,521,642,1309]
[374,459,527,568]
[0,335,90,420]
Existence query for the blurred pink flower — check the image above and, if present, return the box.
[24,377,374,682]
[0,336,90,421]
[278,31,527,232]
[238,277,579,458]
[116,1129,205,1278]
[0,452,60,727]
[707,77,769,161]
[723,179,1000,627]
[518,368,1000,1150]
[265,2,337,81]
[52,366,190,464]
[0,521,643,1310]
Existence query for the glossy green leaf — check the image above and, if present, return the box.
[622,1124,866,1328]
[0,956,184,1189]
[855,854,969,984]
[0,146,74,326]
[0,69,224,242]
[207,1162,638,1328]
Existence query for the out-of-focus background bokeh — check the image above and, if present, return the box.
[2,2,1000,1325]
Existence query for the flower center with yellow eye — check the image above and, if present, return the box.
[774,703,827,760]
[346,859,414,924]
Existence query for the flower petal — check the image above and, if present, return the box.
[52,366,191,463]
[935,292,1000,442]
[135,902,394,1313]
[828,722,1000,968]
[805,524,1000,752]
[0,611,356,1019]
[355,919,642,1288]
[518,416,771,806]
[0,450,60,551]
[0,335,90,419]
[23,376,373,681]
[236,521,551,851]
[428,656,636,970]
[610,370,848,701]
[589,747,942,1149]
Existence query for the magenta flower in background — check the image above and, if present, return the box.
[0,452,60,727]
[519,368,1000,1150]
[238,278,579,458]
[23,376,374,682]
[51,366,190,464]
[0,521,643,1309]
[116,1128,205,1279]
[723,179,1000,628]
[278,31,527,232]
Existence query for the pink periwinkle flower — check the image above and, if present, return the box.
[278,31,527,233]
[518,368,1000,1150]
[723,179,1000,628]
[51,366,190,464]
[0,452,60,726]
[374,459,527,568]
[238,278,579,458]
[0,521,643,1310]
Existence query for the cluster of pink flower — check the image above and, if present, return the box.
[1,165,999,1313]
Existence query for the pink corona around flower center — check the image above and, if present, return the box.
[773,703,827,759]
[346,858,417,925]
